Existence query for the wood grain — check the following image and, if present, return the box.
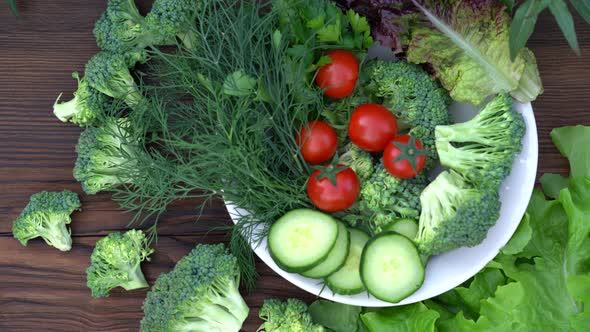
[1,1,590,331]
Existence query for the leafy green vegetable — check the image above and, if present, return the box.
[308,300,364,332]
[540,173,570,199]
[361,303,439,332]
[551,125,590,178]
[12,190,80,251]
[407,0,543,105]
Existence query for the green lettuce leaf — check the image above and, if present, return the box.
[309,300,365,332]
[407,0,543,105]
[360,303,439,332]
[551,126,590,178]
[540,173,570,199]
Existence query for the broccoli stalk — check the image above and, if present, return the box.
[85,50,148,110]
[12,190,81,251]
[258,298,325,332]
[53,72,112,126]
[141,243,249,332]
[415,171,501,257]
[435,93,525,188]
[86,229,154,298]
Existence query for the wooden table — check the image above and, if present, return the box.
[1,1,589,331]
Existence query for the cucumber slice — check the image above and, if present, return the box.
[268,209,339,273]
[325,228,370,295]
[301,221,350,279]
[360,232,425,303]
[384,218,419,239]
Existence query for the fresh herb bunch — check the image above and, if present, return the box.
[108,0,329,289]
[7,0,18,17]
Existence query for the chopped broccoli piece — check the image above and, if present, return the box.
[415,170,501,257]
[85,50,148,110]
[94,0,170,52]
[12,190,80,251]
[141,243,249,332]
[435,93,525,188]
[338,143,374,182]
[359,163,428,235]
[74,117,140,194]
[53,72,112,126]
[145,0,201,50]
[258,298,325,332]
[86,229,154,298]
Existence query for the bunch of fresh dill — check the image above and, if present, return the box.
[108,0,325,288]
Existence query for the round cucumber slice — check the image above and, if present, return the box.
[384,218,419,239]
[360,232,425,303]
[268,209,339,273]
[325,228,370,295]
[301,221,350,279]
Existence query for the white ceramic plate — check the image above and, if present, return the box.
[226,100,538,307]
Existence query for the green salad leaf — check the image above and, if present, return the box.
[361,303,439,332]
[309,300,365,332]
[407,0,543,105]
[551,125,590,178]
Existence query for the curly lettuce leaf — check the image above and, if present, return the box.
[361,303,439,332]
[551,126,590,178]
[407,0,543,105]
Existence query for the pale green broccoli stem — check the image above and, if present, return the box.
[178,30,199,50]
[120,264,149,290]
[53,93,79,122]
[41,219,72,251]
[187,303,244,331]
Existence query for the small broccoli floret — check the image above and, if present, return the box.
[74,117,140,194]
[415,170,501,257]
[86,229,154,298]
[364,60,452,130]
[12,190,80,251]
[258,298,325,332]
[141,243,249,332]
[85,50,148,110]
[338,143,374,182]
[94,0,170,52]
[359,163,427,234]
[145,0,200,50]
[53,72,112,126]
[435,93,525,188]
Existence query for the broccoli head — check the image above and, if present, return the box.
[258,298,325,332]
[359,163,428,235]
[94,0,169,52]
[53,72,112,126]
[141,243,249,332]
[12,190,80,251]
[435,93,525,188]
[85,50,148,110]
[338,143,374,182]
[415,170,501,257]
[145,0,200,50]
[363,60,452,130]
[74,117,140,194]
[86,229,154,298]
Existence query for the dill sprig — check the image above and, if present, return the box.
[109,0,326,289]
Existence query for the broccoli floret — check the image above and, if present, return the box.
[94,0,169,52]
[338,143,374,182]
[359,163,428,234]
[53,72,113,126]
[145,0,200,50]
[86,229,154,298]
[258,298,325,332]
[12,190,80,251]
[74,117,140,194]
[435,93,525,188]
[415,170,501,257]
[364,60,452,130]
[85,50,148,110]
[141,243,249,332]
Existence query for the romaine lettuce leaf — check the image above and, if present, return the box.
[551,126,590,178]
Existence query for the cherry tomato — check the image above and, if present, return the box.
[383,135,427,179]
[348,103,398,152]
[307,164,360,212]
[296,121,338,164]
[315,50,359,99]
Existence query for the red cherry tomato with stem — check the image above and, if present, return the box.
[315,50,359,99]
[307,164,360,212]
[383,135,427,179]
[348,103,398,152]
[296,121,338,164]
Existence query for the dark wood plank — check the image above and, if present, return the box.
[1,1,590,331]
